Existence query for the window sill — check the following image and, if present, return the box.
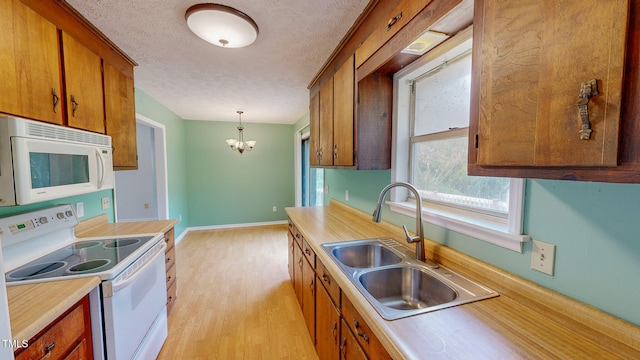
[389,201,530,252]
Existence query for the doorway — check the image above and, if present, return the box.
[295,130,323,207]
[114,114,169,221]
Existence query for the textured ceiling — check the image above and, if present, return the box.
[66,0,371,124]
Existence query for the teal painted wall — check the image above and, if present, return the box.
[0,190,115,222]
[323,169,640,327]
[135,89,189,236]
[184,120,294,226]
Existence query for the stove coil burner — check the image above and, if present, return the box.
[74,241,101,249]
[103,238,141,248]
[8,261,67,280]
[67,259,111,273]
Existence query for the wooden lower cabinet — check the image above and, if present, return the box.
[288,218,393,359]
[302,249,316,341]
[340,319,367,360]
[14,295,93,360]
[316,283,341,360]
[342,296,392,360]
[164,227,177,313]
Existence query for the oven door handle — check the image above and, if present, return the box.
[110,242,167,294]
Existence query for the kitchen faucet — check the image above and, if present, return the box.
[372,182,428,262]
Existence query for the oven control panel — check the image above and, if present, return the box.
[0,204,78,249]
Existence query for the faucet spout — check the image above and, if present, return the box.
[372,182,426,262]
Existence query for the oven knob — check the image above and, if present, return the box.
[66,210,73,217]
[39,217,48,224]
[57,212,65,219]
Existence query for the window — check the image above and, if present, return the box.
[392,30,529,252]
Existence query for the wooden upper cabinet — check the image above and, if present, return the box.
[333,56,355,166]
[61,31,105,134]
[0,0,63,125]
[472,0,629,168]
[355,0,431,68]
[104,61,138,169]
[309,92,321,166]
[319,77,335,166]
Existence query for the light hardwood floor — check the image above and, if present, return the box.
[157,225,318,360]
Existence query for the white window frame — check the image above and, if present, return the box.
[390,26,530,252]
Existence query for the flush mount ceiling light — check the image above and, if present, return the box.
[185,3,259,48]
[401,30,449,56]
[226,111,256,154]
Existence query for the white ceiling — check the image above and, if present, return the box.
[66,0,371,124]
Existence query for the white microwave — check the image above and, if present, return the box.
[0,116,114,206]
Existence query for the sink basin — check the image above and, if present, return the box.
[322,238,498,320]
[359,266,457,310]
[331,243,401,268]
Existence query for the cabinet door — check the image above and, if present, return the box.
[1,0,63,125]
[319,78,334,166]
[473,0,629,167]
[310,92,321,166]
[340,319,367,360]
[316,284,340,360]
[302,256,316,343]
[288,230,295,282]
[293,243,303,306]
[61,31,105,133]
[333,56,355,166]
[104,61,138,168]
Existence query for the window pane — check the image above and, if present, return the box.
[412,136,510,214]
[414,51,472,136]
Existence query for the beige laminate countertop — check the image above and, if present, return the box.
[74,215,178,238]
[286,200,640,360]
[7,277,100,342]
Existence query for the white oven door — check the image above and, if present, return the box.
[102,242,167,360]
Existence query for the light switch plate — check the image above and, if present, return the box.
[101,197,110,210]
[76,202,84,218]
[531,239,555,276]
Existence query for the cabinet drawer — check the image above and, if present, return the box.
[341,296,392,360]
[64,338,88,360]
[302,239,316,268]
[316,258,340,307]
[166,263,177,289]
[167,281,177,312]
[164,228,175,249]
[356,0,431,68]
[340,318,367,360]
[15,298,87,360]
[165,246,176,270]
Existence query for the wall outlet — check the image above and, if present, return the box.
[101,197,110,210]
[531,239,556,276]
[272,206,277,212]
[345,190,350,201]
[324,185,329,194]
[76,202,84,218]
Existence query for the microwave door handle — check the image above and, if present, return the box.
[95,148,105,189]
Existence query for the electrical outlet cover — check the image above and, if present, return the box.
[531,240,556,276]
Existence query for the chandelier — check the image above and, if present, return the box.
[225,111,256,154]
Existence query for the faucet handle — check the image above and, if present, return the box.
[402,225,419,244]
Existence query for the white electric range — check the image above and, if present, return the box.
[1,204,168,360]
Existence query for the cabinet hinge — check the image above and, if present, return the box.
[474,133,479,149]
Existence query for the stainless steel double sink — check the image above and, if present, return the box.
[322,238,498,320]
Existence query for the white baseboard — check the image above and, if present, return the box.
[176,220,288,244]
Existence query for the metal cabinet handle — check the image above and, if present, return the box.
[353,319,369,343]
[70,95,79,117]
[387,12,402,31]
[340,336,347,355]
[304,248,311,256]
[331,321,338,343]
[51,88,60,113]
[40,342,55,360]
[309,279,314,295]
[322,273,330,285]
[577,79,598,140]
[333,144,338,160]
